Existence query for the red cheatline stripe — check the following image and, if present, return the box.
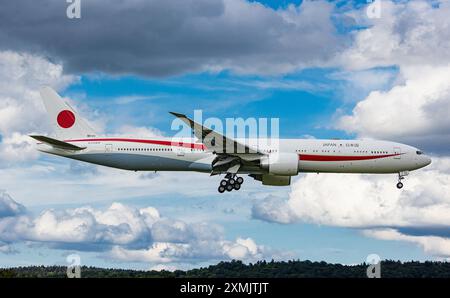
[64,138,206,150]
[299,153,402,161]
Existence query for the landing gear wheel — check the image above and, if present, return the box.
[396,172,408,189]
[218,174,244,192]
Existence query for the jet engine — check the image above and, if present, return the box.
[260,153,299,176]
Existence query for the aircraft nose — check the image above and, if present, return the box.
[423,156,432,167]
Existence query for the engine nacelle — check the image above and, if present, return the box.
[260,153,299,176]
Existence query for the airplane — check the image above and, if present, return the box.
[31,87,432,193]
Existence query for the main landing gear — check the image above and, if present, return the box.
[396,171,409,189]
[218,174,244,193]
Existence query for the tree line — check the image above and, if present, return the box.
[1,260,450,278]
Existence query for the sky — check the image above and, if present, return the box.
[1,0,450,270]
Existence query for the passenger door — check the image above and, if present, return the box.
[394,147,401,159]
[174,145,185,156]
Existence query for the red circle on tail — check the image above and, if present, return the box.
[57,110,75,128]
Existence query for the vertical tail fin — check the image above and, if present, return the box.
[39,86,96,140]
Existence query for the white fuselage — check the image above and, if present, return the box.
[37,137,432,175]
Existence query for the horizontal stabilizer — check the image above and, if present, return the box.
[29,135,86,151]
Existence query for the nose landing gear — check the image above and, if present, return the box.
[396,171,409,189]
[218,174,244,193]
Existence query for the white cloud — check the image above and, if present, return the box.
[0,242,17,254]
[110,236,266,264]
[0,51,75,135]
[252,157,450,257]
[0,191,274,264]
[232,78,327,92]
[149,264,178,272]
[110,243,185,263]
[223,237,262,260]
[151,219,195,243]
[328,68,397,102]
[0,0,343,77]
[251,195,296,224]
[0,133,40,166]
[0,190,26,218]
[337,1,450,153]
[114,125,164,138]
[213,0,341,75]
[337,65,450,152]
[364,229,450,258]
[0,202,158,246]
[0,51,77,165]
[339,1,450,71]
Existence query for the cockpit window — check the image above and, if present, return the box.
[416,150,423,155]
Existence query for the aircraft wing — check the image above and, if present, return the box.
[29,135,86,151]
[170,112,263,155]
[170,112,264,175]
